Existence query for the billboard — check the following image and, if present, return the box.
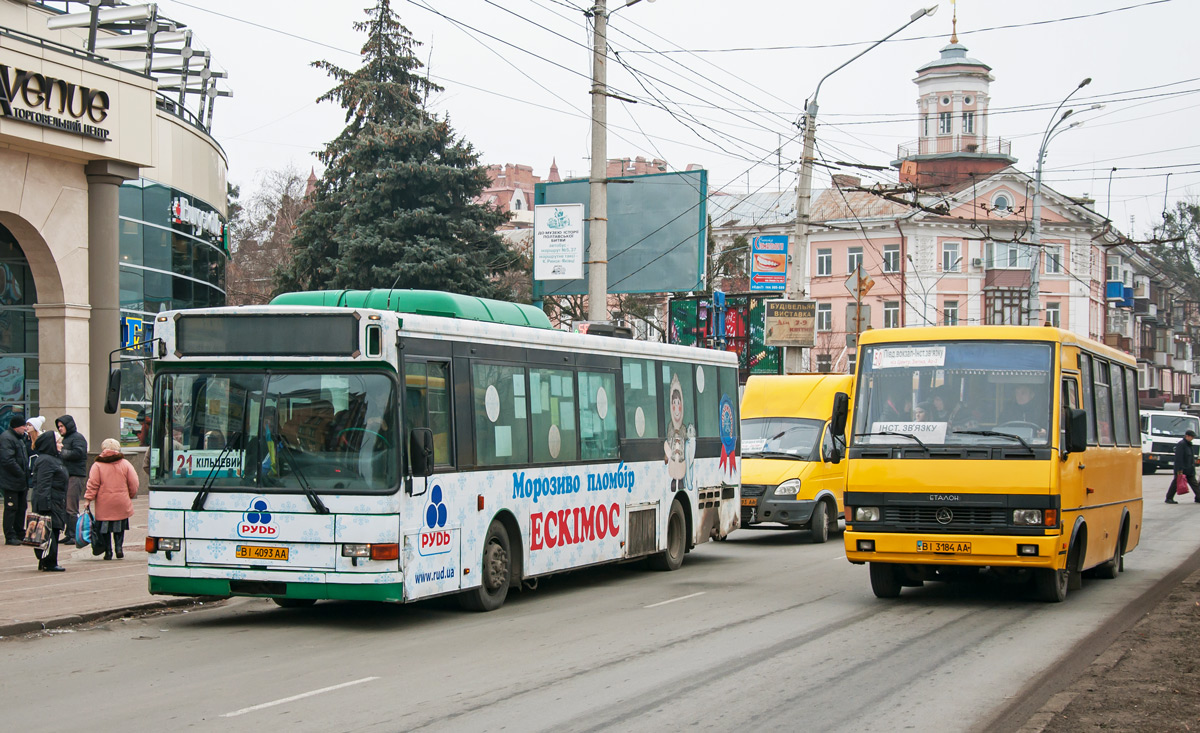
[764,300,817,348]
[749,234,788,291]
[533,204,585,280]
[533,169,707,296]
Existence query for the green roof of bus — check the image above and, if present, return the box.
[268,289,553,329]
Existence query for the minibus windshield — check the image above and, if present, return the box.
[853,341,1054,448]
[742,417,823,460]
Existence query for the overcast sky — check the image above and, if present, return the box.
[155,0,1199,238]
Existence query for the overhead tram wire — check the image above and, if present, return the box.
[615,0,1175,54]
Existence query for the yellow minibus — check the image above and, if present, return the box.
[841,326,1141,602]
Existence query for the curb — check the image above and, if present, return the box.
[0,597,222,637]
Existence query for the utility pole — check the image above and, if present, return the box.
[586,0,609,322]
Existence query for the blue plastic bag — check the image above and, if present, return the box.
[75,510,92,549]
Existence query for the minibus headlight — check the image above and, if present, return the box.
[774,479,802,497]
[1013,509,1043,526]
[854,506,880,522]
[342,544,370,557]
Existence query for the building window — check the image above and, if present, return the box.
[883,301,900,329]
[513,198,523,211]
[1044,244,1062,274]
[883,244,901,273]
[991,193,1012,216]
[986,241,1029,269]
[987,291,1027,326]
[1045,302,1061,328]
[816,248,832,276]
[962,111,975,134]
[817,303,832,332]
[938,111,952,134]
[944,300,959,326]
[942,241,960,272]
[923,114,929,137]
[816,354,832,373]
[847,247,863,273]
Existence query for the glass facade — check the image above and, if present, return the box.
[0,224,39,428]
[118,179,228,442]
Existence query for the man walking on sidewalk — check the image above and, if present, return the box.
[1167,429,1200,504]
[0,415,29,544]
[56,415,88,543]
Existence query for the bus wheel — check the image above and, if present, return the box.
[272,598,316,608]
[869,563,902,599]
[1093,533,1126,580]
[649,501,686,571]
[460,521,511,612]
[809,502,829,544]
[1034,567,1068,602]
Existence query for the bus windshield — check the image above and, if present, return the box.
[151,371,398,492]
[741,417,823,460]
[852,341,1054,447]
[1149,414,1200,437]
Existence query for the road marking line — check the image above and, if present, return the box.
[644,591,705,609]
[221,677,380,718]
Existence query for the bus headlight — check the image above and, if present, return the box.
[854,506,881,522]
[774,479,802,497]
[1013,509,1043,526]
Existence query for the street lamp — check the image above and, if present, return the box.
[1028,78,1092,326]
[784,4,938,373]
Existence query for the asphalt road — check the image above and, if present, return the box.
[3,473,1196,732]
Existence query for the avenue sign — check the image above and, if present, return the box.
[0,63,112,141]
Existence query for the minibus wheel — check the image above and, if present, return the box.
[809,502,829,544]
[1034,567,1068,602]
[459,521,511,611]
[869,562,902,598]
[649,501,686,571]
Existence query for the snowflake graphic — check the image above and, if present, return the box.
[279,500,299,512]
[148,513,160,533]
[374,573,396,584]
[353,514,370,526]
[298,573,321,583]
[205,540,224,558]
[301,528,320,543]
[185,513,202,532]
[229,570,247,580]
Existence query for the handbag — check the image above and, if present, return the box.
[22,511,51,547]
[75,510,93,549]
[90,516,106,556]
[1176,473,1191,496]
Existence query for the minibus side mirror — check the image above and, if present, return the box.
[103,368,121,414]
[827,443,843,465]
[831,392,850,437]
[409,427,435,478]
[1066,408,1088,454]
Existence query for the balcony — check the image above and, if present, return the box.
[983,268,1031,290]
[897,136,1012,159]
[1105,334,1134,354]
[1155,351,1170,368]
[1140,346,1155,362]
[1174,356,1192,372]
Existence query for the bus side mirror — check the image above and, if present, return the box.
[103,368,121,414]
[1066,408,1088,454]
[409,428,435,478]
[831,392,850,437]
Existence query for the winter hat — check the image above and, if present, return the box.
[9,415,25,430]
[101,438,121,452]
[26,416,45,433]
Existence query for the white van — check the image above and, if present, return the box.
[1140,410,1200,474]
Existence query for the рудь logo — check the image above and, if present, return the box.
[238,498,277,538]
[419,485,451,556]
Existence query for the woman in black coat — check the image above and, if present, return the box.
[30,431,68,571]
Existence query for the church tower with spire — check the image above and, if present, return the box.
[895,6,1015,190]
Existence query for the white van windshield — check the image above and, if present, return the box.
[1149,414,1200,438]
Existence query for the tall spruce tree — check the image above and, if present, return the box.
[277,0,514,297]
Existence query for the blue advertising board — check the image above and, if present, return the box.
[749,234,788,292]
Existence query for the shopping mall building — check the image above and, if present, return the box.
[0,0,228,443]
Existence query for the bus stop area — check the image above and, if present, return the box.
[0,469,205,637]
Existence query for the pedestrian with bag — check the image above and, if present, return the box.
[82,438,138,560]
[56,415,88,545]
[30,430,67,571]
[0,414,29,545]
[1167,429,1199,504]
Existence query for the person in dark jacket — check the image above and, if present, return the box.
[30,431,67,571]
[56,415,88,544]
[1167,429,1200,504]
[0,414,29,545]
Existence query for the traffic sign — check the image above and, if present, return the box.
[843,265,874,298]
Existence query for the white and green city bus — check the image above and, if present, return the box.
[130,290,741,611]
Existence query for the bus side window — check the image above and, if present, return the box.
[404,359,453,468]
[578,371,618,460]
[622,358,660,439]
[1061,377,1079,450]
[1079,354,1097,445]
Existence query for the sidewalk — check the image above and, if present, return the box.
[0,491,204,636]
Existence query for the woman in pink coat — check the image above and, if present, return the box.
[82,438,138,560]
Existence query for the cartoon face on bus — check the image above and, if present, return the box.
[664,373,694,491]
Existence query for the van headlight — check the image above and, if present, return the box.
[854,506,881,522]
[1013,509,1043,526]
[774,479,802,497]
